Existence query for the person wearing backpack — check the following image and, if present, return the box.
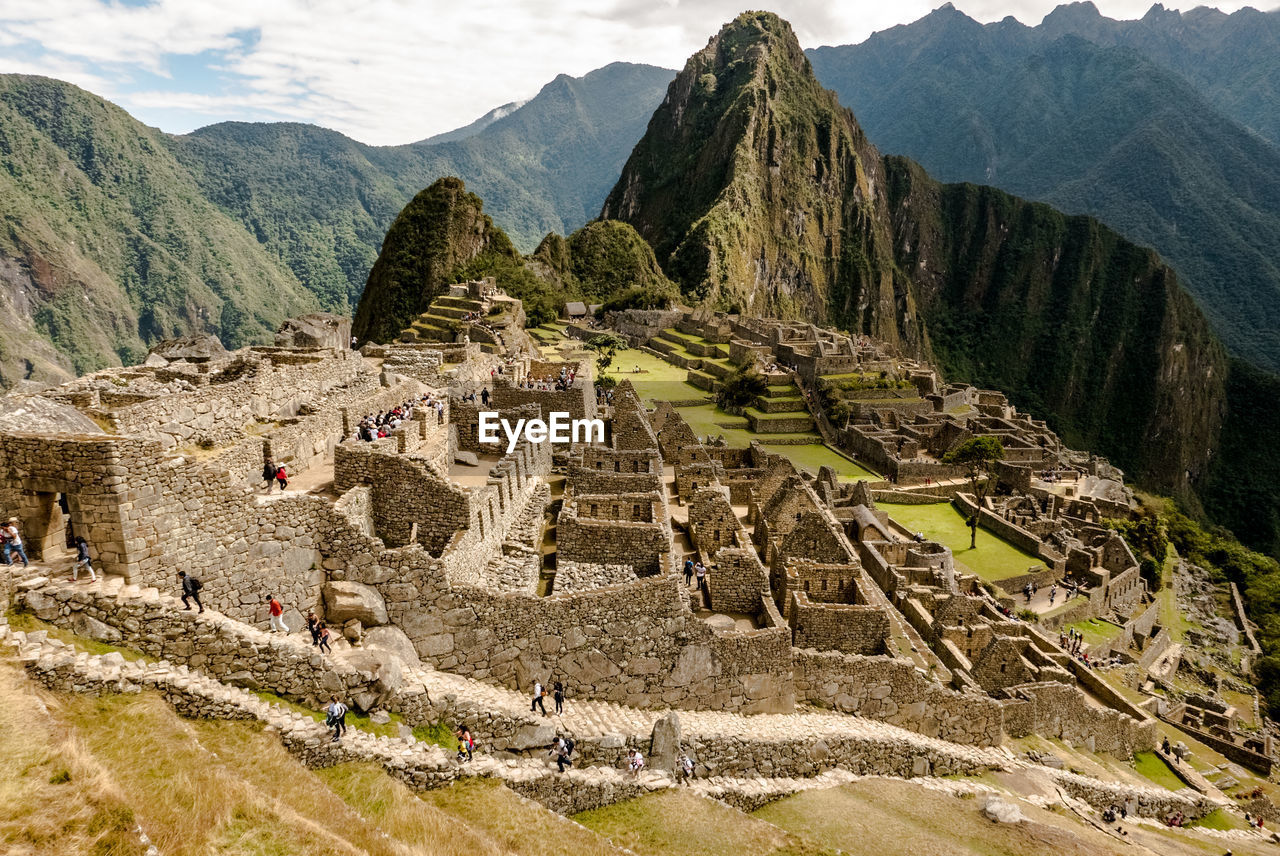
[554,736,574,773]
[262,458,277,493]
[325,695,347,742]
[178,571,204,613]
[70,536,96,582]
[553,681,565,715]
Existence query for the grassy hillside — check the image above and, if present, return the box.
[0,75,319,387]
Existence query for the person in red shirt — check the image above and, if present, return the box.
[266,594,288,633]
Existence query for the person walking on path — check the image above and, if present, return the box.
[178,571,204,613]
[266,595,288,633]
[274,464,289,492]
[553,681,564,715]
[306,611,321,645]
[70,536,96,582]
[677,752,694,784]
[317,622,333,654]
[696,562,708,600]
[262,458,277,494]
[2,517,29,567]
[683,558,694,588]
[531,679,547,715]
[325,695,347,742]
[456,727,474,762]
[481,387,490,407]
[552,736,575,773]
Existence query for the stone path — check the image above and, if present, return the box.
[4,572,1211,820]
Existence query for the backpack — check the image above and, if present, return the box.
[563,737,575,755]
[191,577,203,592]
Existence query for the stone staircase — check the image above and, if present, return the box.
[2,574,1214,820]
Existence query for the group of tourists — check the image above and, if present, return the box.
[682,558,710,596]
[306,610,334,653]
[520,366,576,392]
[530,678,566,716]
[458,387,491,407]
[261,458,289,493]
[354,394,446,442]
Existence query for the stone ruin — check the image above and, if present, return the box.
[5,308,1255,822]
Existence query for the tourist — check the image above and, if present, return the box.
[553,680,565,715]
[531,679,547,715]
[274,463,288,492]
[266,595,288,633]
[325,695,347,742]
[317,621,333,654]
[2,517,29,567]
[178,570,204,613]
[684,558,694,588]
[306,610,321,645]
[481,387,490,406]
[552,736,574,772]
[628,749,645,775]
[70,536,95,582]
[456,727,474,762]
[1049,584,1057,605]
[262,458,277,493]
[677,752,694,784]
[696,562,708,598]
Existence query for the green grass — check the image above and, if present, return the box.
[249,688,430,742]
[1065,617,1123,647]
[1188,807,1244,830]
[1041,595,1087,618]
[5,607,152,663]
[879,502,1045,582]
[429,778,626,856]
[1132,751,1185,791]
[574,789,830,856]
[783,444,880,480]
[603,350,707,401]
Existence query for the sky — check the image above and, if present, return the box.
[0,0,1265,145]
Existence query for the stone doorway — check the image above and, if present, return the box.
[13,489,81,562]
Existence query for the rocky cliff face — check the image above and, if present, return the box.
[884,157,1227,492]
[352,177,518,343]
[601,12,925,353]
[604,11,1229,496]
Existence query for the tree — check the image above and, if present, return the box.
[585,333,628,376]
[943,435,1005,549]
[717,366,769,410]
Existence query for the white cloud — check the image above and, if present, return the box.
[0,0,1266,144]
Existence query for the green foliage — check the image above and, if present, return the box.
[1106,511,1169,592]
[584,333,629,374]
[717,366,769,410]
[598,286,676,314]
[565,220,674,300]
[942,436,1004,471]
[811,18,1280,371]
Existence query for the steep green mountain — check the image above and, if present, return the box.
[170,61,674,307]
[1032,1,1280,147]
[353,176,671,341]
[602,12,925,354]
[885,157,1226,489]
[0,75,319,388]
[530,220,675,301]
[604,10,1227,500]
[807,6,1280,371]
[0,63,672,387]
[352,177,518,343]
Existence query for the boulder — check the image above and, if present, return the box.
[323,581,388,626]
[70,612,122,643]
[275,313,351,349]
[343,619,364,644]
[334,648,403,712]
[508,723,557,750]
[363,626,422,667]
[454,450,479,466]
[649,711,681,771]
[0,394,105,436]
[982,796,1026,824]
[148,333,226,363]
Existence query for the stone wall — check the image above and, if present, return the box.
[1008,681,1155,758]
[789,593,888,655]
[492,373,596,421]
[557,491,672,578]
[793,649,1004,746]
[706,548,770,613]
